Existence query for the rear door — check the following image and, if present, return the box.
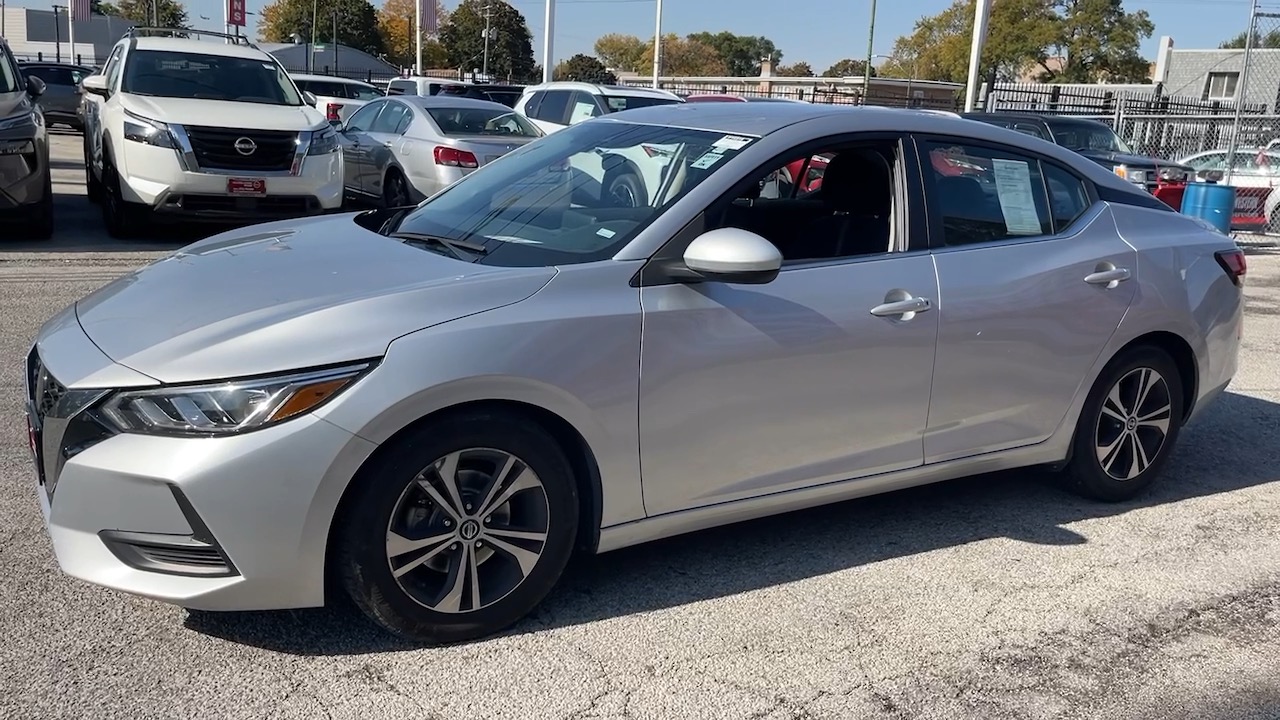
[912,134,1136,464]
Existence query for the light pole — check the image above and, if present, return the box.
[651,0,662,89]
[482,3,491,77]
[862,0,877,103]
[964,0,993,112]
[541,0,554,82]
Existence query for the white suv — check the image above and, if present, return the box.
[514,81,683,207]
[81,29,343,238]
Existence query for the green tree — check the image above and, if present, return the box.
[1221,30,1280,48]
[108,0,187,27]
[685,31,780,76]
[822,58,874,78]
[439,0,534,80]
[258,0,384,56]
[593,33,648,72]
[774,61,814,77]
[881,0,1151,84]
[554,53,616,83]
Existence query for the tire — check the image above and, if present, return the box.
[337,410,579,644]
[1062,346,1185,502]
[382,168,412,209]
[604,171,644,208]
[101,150,148,239]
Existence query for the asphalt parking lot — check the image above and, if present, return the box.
[2,131,1280,720]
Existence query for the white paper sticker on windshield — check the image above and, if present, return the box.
[990,159,1044,235]
[691,151,726,170]
[596,227,616,238]
[712,135,752,150]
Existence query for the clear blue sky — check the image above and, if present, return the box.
[24,0,1256,70]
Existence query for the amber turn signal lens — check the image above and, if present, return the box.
[267,379,352,422]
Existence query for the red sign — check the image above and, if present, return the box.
[227,178,266,196]
[227,0,246,27]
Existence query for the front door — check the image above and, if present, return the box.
[913,136,1137,464]
[338,100,385,197]
[638,136,941,516]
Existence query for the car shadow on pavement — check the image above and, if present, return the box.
[183,390,1280,655]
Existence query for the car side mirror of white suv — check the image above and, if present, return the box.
[82,75,109,98]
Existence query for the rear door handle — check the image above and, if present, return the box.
[1084,268,1131,287]
[870,296,932,317]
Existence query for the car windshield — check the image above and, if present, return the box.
[426,107,542,138]
[389,120,757,266]
[1050,123,1133,154]
[122,50,303,106]
[601,95,681,112]
[0,50,21,94]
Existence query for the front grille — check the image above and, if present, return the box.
[25,347,115,502]
[185,126,298,172]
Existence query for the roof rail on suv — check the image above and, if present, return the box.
[123,26,256,47]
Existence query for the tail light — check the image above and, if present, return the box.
[1215,248,1247,286]
[325,103,343,122]
[434,146,479,168]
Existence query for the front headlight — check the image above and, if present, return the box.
[100,362,373,436]
[0,110,38,133]
[123,110,177,148]
[307,126,339,155]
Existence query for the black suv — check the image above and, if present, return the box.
[0,39,53,239]
[961,111,1194,194]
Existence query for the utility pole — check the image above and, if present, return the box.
[862,0,876,104]
[651,0,662,88]
[482,3,491,78]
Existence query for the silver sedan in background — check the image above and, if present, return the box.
[26,103,1244,646]
[337,95,544,207]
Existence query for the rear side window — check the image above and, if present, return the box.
[923,140,1056,247]
[534,90,570,123]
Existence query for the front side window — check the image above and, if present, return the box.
[344,100,384,132]
[390,121,758,266]
[425,106,541,138]
[122,51,302,106]
[567,91,602,124]
[1184,152,1227,171]
[104,47,124,89]
[371,101,411,134]
[601,95,681,112]
[923,141,1056,247]
[1,53,24,93]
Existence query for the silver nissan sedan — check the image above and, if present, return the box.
[25,103,1245,644]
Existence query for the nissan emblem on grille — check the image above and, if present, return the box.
[234,137,257,156]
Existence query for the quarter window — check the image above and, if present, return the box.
[1041,163,1090,233]
[923,141,1056,246]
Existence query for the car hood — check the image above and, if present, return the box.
[121,94,326,129]
[0,91,37,130]
[1078,149,1192,171]
[73,213,557,384]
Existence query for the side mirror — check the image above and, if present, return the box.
[302,90,318,106]
[81,74,109,98]
[681,227,782,284]
[26,75,46,98]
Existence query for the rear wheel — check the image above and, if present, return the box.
[337,410,579,644]
[1062,346,1184,502]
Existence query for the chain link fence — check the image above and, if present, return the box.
[1216,4,1280,234]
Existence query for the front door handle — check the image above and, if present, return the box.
[1084,267,1131,287]
[870,296,932,317]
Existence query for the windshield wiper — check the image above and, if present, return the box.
[389,231,489,261]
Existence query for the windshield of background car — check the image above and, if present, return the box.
[426,107,542,138]
[122,50,303,106]
[602,95,681,112]
[392,120,757,266]
[1050,123,1133,154]
[0,50,20,94]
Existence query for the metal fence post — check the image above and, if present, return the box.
[1225,0,1260,186]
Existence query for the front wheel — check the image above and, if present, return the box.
[604,171,644,208]
[1062,346,1185,502]
[337,410,579,644]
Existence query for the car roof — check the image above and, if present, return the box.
[395,95,515,112]
[130,36,272,60]
[290,73,373,86]
[965,111,1110,129]
[521,81,682,100]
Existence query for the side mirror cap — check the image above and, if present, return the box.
[26,75,46,98]
[681,227,782,284]
[81,74,109,98]
[302,90,318,106]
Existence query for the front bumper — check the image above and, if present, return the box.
[117,139,344,220]
[28,346,377,611]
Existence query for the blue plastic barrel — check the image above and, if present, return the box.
[1180,182,1236,234]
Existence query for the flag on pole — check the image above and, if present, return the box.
[421,0,438,36]
[70,0,90,22]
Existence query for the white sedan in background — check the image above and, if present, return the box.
[336,95,544,207]
[1179,145,1280,231]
